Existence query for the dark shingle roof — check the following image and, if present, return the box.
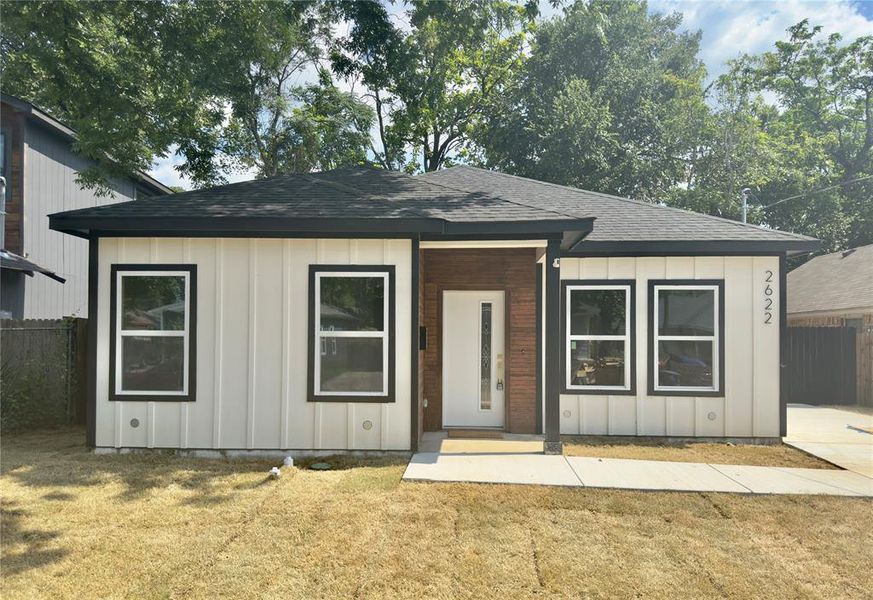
[50,166,589,238]
[787,244,873,315]
[420,166,817,249]
[52,166,574,223]
[50,164,818,254]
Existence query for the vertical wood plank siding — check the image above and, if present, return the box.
[559,256,782,438]
[95,237,412,450]
[420,248,538,433]
[22,124,139,319]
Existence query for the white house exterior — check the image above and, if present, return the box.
[50,166,817,453]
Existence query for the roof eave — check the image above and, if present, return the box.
[567,239,821,256]
[49,215,595,239]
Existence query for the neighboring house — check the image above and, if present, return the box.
[0,93,172,319]
[786,244,873,407]
[787,244,873,330]
[49,165,818,452]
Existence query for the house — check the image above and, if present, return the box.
[787,244,873,331]
[787,244,873,407]
[48,165,818,453]
[0,93,172,319]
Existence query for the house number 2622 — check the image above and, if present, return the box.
[763,270,774,324]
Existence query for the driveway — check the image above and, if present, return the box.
[785,404,873,477]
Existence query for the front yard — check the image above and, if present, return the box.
[2,428,871,599]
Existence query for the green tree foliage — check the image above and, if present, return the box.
[472,0,705,200]
[0,0,373,188]
[670,20,872,252]
[331,0,534,172]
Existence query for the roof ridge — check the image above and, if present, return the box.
[439,166,815,242]
[416,168,587,222]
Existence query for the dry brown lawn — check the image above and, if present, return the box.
[562,436,835,468]
[2,428,871,599]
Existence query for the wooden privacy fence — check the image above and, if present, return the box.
[859,329,873,407]
[0,318,87,431]
[785,327,859,406]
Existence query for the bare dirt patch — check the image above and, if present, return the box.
[562,435,835,468]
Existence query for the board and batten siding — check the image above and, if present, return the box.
[22,123,139,319]
[95,237,412,451]
[559,256,781,438]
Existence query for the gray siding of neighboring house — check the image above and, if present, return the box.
[22,122,140,319]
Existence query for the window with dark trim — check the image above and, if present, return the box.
[308,265,395,402]
[109,264,197,401]
[562,280,636,395]
[648,280,725,397]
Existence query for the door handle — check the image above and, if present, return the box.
[496,354,504,390]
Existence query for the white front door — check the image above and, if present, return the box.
[442,290,506,428]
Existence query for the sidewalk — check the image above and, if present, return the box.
[403,451,873,496]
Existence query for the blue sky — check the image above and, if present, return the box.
[149,0,873,189]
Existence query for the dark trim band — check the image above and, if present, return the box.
[108,264,198,402]
[410,237,421,451]
[569,240,818,257]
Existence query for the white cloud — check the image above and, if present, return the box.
[649,0,873,81]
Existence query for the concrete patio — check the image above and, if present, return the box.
[404,433,873,496]
[784,404,873,477]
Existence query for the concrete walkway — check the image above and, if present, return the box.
[784,404,873,477]
[403,451,873,497]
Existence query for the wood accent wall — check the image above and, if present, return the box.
[420,248,538,433]
[1,104,25,254]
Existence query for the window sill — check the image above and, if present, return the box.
[109,394,195,402]
[307,395,395,403]
[647,388,724,398]
[561,387,636,396]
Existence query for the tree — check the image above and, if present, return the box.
[331,0,534,172]
[752,20,873,249]
[0,0,222,191]
[222,71,374,176]
[472,0,706,200]
[671,20,872,253]
[0,0,373,189]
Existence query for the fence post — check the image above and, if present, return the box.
[73,318,89,424]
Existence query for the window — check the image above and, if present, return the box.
[109,265,197,401]
[309,265,395,402]
[562,280,635,394]
[649,280,724,396]
[480,302,492,410]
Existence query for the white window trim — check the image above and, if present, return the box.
[652,284,720,393]
[565,284,632,392]
[114,270,191,396]
[313,271,390,397]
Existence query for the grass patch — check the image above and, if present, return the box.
[2,428,870,599]
[562,435,835,468]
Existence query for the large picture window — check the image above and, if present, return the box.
[109,265,197,401]
[562,280,635,394]
[649,280,724,396]
[308,265,395,402]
